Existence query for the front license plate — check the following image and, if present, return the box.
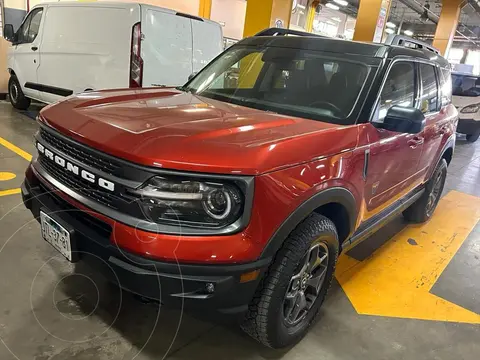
[40,211,72,261]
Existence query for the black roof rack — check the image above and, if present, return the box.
[384,34,440,55]
[255,28,325,38]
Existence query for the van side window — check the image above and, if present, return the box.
[16,8,43,44]
[419,63,438,113]
[27,9,43,43]
[375,62,415,121]
[439,68,452,107]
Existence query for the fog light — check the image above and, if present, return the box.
[205,283,215,294]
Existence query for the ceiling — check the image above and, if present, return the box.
[330,0,480,47]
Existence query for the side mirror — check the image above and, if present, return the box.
[3,24,15,42]
[188,72,198,81]
[380,106,425,134]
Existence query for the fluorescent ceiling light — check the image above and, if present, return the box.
[333,0,349,6]
[404,30,414,36]
[325,3,340,10]
[385,28,395,34]
[332,17,342,22]
[386,22,396,28]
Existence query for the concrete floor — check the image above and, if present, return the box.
[0,101,479,360]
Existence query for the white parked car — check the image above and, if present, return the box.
[452,72,480,142]
[3,1,223,109]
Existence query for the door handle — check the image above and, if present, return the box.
[407,137,424,149]
[31,46,38,51]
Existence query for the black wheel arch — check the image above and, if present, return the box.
[260,187,358,259]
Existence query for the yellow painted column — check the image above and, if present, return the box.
[243,0,293,38]
[353,0,391,42]
[305,1,319,33]
[432,0,462,57]
[198,0,212,19]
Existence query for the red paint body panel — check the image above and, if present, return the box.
[34,87,458,264]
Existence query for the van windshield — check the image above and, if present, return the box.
[452,74,480,97]
[181,46,372,125]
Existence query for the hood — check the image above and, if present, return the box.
[39,88,359,175]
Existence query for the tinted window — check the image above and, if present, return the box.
[376,62,415,120]
[27,9,43,43]
[439,67,452,106]
[419,64,438,113]
[16,8,43,44]
[452,74,480,97]
[185,46,371,125]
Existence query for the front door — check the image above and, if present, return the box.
[363,60,424,218]
[12,7,43,100]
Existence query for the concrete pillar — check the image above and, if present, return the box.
[243,0,293,38]
[353,0,391,42]
[432,0,462,57]
[0,38,10,95]
[198,0,212,19]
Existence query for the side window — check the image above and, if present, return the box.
[419,63,438,113]
[16,8,43,44]
[439,68,452,106]
[27,9,43,43]
[376,62,415,121]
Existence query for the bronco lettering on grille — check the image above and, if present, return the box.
[37,142,115,192]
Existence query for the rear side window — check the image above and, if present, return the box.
[419,63,438,113]
[376,62,415,120]
[439,67,452,106]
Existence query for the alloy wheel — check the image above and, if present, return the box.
[283,242,329,326]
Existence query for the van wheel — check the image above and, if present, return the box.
[241,213,339,349]
[466,131,480,143]
[8,75,31,110]
[403,159,447,223]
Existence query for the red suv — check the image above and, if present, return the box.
[22,30,457,348]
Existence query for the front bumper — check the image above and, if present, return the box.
[457,117,480,135]
[22,173,268,318]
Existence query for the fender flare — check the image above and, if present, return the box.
[260,187,357,259]
[432,134,455,177]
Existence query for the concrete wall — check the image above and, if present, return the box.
[211,0,246,40]
[4,0,27,30]
[0,38,10,94]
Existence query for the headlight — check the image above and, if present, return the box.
[461,103,480,114]
[132,176,245,228]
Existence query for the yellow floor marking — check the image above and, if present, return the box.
[336,190,480,324]
[0,137,32,161]
[0,188,21,197]
[0,172,16,181]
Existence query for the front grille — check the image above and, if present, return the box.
[39,157,119,210]
[40,128,121,176]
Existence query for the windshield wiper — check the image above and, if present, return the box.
[176,86,196,94]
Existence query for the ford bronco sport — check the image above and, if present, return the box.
[22,30,457,348]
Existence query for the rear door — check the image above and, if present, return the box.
[12,7,44,100]
[142,8,193,87]
[191,20,223,74]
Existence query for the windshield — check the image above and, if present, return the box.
[182,46,371,124]
[452,74,480,97]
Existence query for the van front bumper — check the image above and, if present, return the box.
[457,118,480,135]
[22,171,268,319]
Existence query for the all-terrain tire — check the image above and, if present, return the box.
[403,159,448,223]
[8,75,31,110]
[241,213,339,349]
[466,131,480,143]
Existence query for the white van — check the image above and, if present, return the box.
[452,72,480,142]
[3,1,223,109]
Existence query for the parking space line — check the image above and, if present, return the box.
[0,188,21,197]
[0,137,33,162]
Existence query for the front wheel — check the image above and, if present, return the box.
[466,130,480,143]
[8,75,31,110]
[241,213,339,348]
[403,159,448,223]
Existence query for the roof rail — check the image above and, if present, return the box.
[255,28,324,38]
[384,34,440,55]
